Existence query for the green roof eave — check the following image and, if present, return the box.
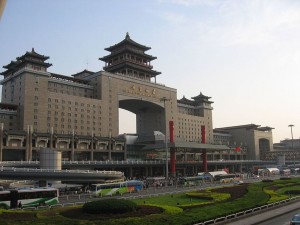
[100,49,157,61]
[142,141,230,151]
[17,48,50,61]
[104,33,151,52]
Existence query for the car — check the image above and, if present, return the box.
[290,214,300,225]
[234,180,243,185]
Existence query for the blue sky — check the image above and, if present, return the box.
[1,0,300,143]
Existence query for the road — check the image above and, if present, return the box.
[224,200,300,225]
[58,183,218,204]
[57,176,266,204]
[255,208,300,225]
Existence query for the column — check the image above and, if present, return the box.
[201,125,208,172]
[169,121,176,177]
[90,132,94,161]
[0,123,3,161]
[124,136,127,160]
[28,125,33,160]
[108,131,112,160]
[202,150,207,172]
[149,166,153,177]
[25,125,30,161]
[71,129,75,161]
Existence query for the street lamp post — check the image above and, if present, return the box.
[161,97,169,179]
[288,124,295,172]
[288,124,294,150]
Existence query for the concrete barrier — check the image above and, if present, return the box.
[37,206,50,210]
[75,201,86,205]
[50,204,63,209]
[63,203,74,207]
[22,206,37,210]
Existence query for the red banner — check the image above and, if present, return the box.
[201,125,205,144]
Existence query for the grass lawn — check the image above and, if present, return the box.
[134,193,210,206]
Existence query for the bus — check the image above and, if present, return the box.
[0,187,59,209]
[214,174,238,183]
[90,180,144,197]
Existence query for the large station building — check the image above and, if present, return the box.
[0,33,279,175]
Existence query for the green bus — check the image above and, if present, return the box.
[0,187,59,209]
[90,180,144,196]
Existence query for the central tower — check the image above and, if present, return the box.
[99,33,161,82]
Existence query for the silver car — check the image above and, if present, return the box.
[290,214,300,225]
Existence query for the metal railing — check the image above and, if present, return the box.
[0,159,274,166]
[0,167,123,175]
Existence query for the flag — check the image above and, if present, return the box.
[235,146,241,152]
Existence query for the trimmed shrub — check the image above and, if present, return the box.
[286,190,300,195]
[83,199,138,214]
[0,203,9,209]
[262,179,273,183]
[280,177,291,180]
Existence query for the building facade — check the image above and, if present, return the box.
[0,33,215,163]
[214,124,274,160]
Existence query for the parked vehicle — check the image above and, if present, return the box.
[0,187,59,209]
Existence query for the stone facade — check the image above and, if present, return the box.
[214,124,274,160]
[0,35,214,161]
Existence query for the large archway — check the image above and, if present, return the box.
[119,109,136,134]
[119,98,165,135]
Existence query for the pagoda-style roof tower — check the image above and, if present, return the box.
[177,95,194,105]
[191,92,214,104]
[177,92,213,106]
[99,33,161,82]
[1,48,52,78]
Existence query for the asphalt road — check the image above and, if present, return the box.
[224,200,300,225]
[254,207,300,225]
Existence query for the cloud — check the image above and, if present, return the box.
[161,11,186,24]
[217,0,300,46]
[158,0,223,7]
[158,0,300,47]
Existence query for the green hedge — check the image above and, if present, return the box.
[82,199,138,214]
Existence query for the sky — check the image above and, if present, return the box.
[0,0,300,143]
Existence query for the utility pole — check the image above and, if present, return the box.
[288,124,294,150]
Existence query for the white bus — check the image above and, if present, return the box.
[0,187,59,209]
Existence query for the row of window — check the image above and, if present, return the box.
[178,117,210,122]
[47,99,101,108]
